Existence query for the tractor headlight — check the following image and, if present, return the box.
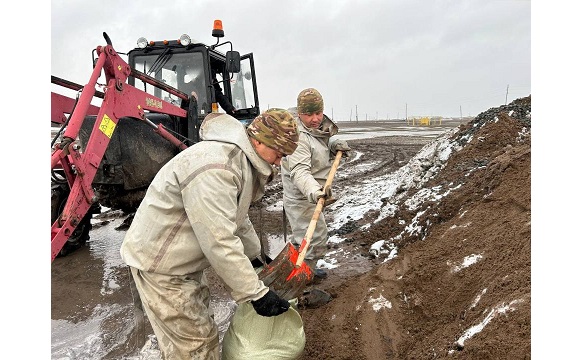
[179,34,191,46]
[137,37,148,49]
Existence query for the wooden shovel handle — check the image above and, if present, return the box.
[296,150,344,266]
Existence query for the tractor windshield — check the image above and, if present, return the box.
[131,51,208,112]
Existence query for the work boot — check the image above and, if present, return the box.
[313,268,328,280]
[298,288,332,309]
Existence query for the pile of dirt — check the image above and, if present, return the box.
[299,96,531,359]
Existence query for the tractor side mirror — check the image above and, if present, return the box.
[226,51,241,73]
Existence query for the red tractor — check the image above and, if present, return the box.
[51,20,261,261]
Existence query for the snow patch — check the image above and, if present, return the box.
[368,294,392,312]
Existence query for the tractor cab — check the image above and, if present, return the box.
[127,24,260,128]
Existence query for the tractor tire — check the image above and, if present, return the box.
[51,180,93,257]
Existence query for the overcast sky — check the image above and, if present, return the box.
[51,0,531,120]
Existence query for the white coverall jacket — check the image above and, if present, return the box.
[280,111,339,262]
[120,113,272,303]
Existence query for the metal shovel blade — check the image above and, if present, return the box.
[257,242,314,300]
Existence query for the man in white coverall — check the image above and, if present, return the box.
[281,88,351,285]
[120,108,299,359]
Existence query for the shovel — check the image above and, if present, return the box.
[258,150,344,300]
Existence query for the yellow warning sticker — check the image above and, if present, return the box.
[99,114,116,138]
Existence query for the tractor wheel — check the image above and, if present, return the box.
[51,181,93,257]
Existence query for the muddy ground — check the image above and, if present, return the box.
[51,98,531,359]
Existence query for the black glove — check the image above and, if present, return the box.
[251,289,290,317]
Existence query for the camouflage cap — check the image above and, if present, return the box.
[297,88,324,114]
[247,108,299,155]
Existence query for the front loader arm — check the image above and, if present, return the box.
[51,43,189,261]
[51,91,101,125]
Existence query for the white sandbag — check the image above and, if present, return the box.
[221,299,305,359]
